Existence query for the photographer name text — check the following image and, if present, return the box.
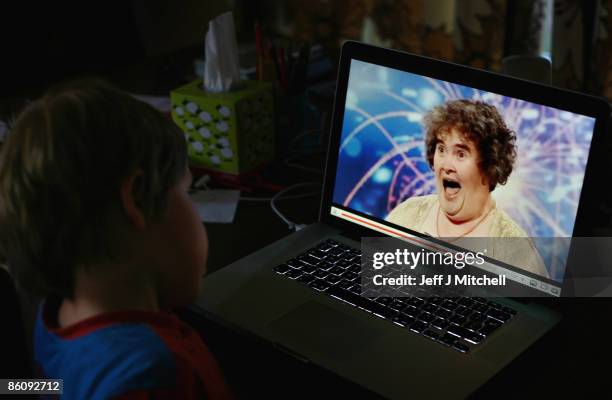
[372,274,507,287]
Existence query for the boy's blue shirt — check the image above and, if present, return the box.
[34,299,231,400]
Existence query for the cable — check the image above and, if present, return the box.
[190,175,320,231]
[270,182,321,231]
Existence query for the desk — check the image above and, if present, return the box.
[474,298,612,398]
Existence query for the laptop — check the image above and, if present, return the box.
[193,41,610,398]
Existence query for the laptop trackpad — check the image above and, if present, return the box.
[267,301,380,361]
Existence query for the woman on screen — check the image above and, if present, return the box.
[386,99,549,278]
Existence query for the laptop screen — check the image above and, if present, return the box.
[329,58,597,296]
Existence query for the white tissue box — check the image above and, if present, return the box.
[171,79,275,174]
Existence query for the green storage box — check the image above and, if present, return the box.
[171,79,274,174]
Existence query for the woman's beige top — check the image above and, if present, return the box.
[386,194,550,278]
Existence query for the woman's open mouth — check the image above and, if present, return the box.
[442,178,461,197]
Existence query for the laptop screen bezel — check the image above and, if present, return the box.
[319,40,611,297]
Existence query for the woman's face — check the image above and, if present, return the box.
[433,127,491,222]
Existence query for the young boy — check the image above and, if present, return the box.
[0,79,232,399]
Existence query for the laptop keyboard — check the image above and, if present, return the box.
[273,239,517,354]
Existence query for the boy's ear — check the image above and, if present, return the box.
[120,170,146,230]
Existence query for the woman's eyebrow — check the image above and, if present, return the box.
[453,143,471,152]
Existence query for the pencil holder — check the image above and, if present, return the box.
[171,79,275,174]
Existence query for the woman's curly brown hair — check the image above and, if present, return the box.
[423,99,517,191]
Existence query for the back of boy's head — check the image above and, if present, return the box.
[0,78,187,299]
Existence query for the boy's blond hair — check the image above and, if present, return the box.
[0,79,187,298]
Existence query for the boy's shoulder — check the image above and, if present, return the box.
[34,304,199,399]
